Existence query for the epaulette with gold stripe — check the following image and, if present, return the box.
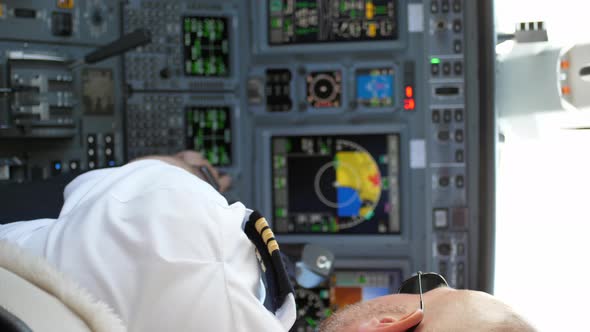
[244,210,294,314]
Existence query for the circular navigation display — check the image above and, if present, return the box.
[313,139,382,230]
[271,134,400,234]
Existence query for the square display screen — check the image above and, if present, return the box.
[183,16,230,77]
[272,134,400,234]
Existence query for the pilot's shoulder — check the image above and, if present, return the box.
[108,159,227,206]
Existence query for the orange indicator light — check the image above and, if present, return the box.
[560,60,570,70]
[405,86,414,98]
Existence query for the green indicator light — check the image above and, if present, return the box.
[330,217,339,232]
[305,317,318,327]
[295,27,318,35]
[359,275,367,284]
[431,58,441,64]
[271,17,281,29]
[284,19,292,28]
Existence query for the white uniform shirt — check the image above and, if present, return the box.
[0,160,296,332]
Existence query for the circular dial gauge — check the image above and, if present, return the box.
[306,71,342,107]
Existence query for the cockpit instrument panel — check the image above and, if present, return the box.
[1,0,494,300]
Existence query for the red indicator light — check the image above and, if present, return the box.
[405,86,414,98]
[404,98,416,110]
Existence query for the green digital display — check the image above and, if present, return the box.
[268,0,398,45]
[183,16,230,77]
[186,106,232,166]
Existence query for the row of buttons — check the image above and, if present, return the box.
[437,129,463,143]
[126,58,182,80]
[127,103,182,112]
[138,1,181,10]
[128,137,177,148]
[127,114,183,132]
[436,242,465,256]
[142,95,183,103]
[128,112,180,123]
[50,160,80,176]
[432,109,463,123]
[438,174,464,188]
[432,61,463,76]
[431,0,462,14]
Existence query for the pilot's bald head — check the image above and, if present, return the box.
[319,287,537,332]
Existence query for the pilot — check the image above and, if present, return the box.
[319,272,537,332]
[0,152,536,332]
[0,151,296,332]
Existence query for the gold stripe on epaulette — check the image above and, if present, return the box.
[262,228,274,243]
[255,217,268,234]
[267,239,280,254]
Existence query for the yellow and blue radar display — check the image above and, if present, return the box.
[272,134,400,234]
[334,149,382,221]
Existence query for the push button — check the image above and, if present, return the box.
[443,109,452,123]
[441,0,450,13]
[432,110,441,123]
[432,63,440,76]
[455,109,464,122]
[454,62,463,75]
[442,62,451,75]
[452,0,462,13]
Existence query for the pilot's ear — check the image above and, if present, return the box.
[357,309,423,332]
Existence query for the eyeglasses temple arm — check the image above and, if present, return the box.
[418,272,424,311]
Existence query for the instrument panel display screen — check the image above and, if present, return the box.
[291,269,403,330]
[268,0,398,45]
[186,106,232,166]
[356,68,395,107]
[330,270,403,310]
[272,134,400,234]
[183,16,230,77]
